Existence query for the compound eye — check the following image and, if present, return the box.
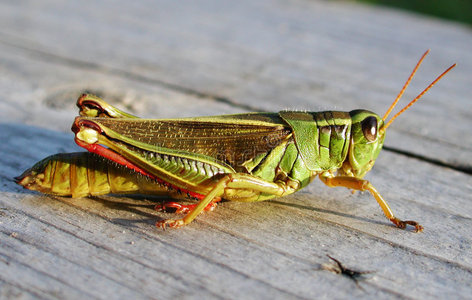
[361,116,377,142]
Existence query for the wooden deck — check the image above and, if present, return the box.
[1,0,471,299]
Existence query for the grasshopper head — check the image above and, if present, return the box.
[346,110,385,178]
[345,50,456,178]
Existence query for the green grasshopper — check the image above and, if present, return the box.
[16,51,455,231]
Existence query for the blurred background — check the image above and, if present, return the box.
[358,0,472,25]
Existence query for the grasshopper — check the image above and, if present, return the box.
[16,51,455,231]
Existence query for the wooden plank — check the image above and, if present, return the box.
[0,0,469,171]
[2,127,472,298]
[0,0,471,299]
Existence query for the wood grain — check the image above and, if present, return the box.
[0,0,471,299]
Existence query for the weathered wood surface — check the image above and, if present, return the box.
[0,0,471,299]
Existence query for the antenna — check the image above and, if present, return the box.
[383,63,456,131]
[381,51,456,131]
[382,50,430,121]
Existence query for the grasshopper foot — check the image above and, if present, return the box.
[155,201,218,214]
[391,218,423,233]
[155,202,190,214]
[156,219,185,229]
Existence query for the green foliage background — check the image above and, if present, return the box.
[357,0,472,25]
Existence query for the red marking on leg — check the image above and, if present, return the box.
[72,118,104,134]
[75,138,150,177]
[155,198,221,214]
[74,137,205,200]
[155,202,191,214]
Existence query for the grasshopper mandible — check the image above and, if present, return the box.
[16,51,455,231]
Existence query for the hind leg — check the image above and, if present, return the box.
[156,173,287,229]
[155,198,221,214]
